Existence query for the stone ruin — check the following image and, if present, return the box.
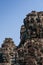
[0,11,43,65]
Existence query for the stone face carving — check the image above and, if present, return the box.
[0,11,43,65]
[0,38,17,65]
[18,11,43,65]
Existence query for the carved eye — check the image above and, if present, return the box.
[30,18,34,23]
[36,18,40,23]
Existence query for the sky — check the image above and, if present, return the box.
[0,0,43,46]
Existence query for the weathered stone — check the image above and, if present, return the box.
[0,11,43,65]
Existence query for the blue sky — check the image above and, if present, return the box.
[0,0,43,46]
